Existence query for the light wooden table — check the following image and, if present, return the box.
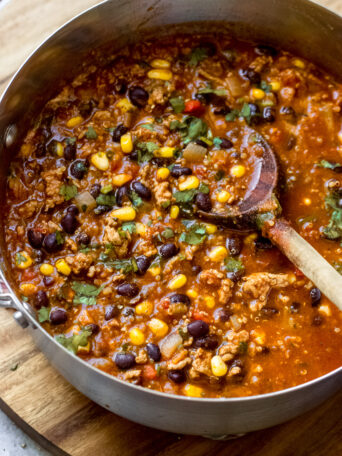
[0,1,341,455]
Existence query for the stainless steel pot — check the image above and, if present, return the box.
[0,0,341,438]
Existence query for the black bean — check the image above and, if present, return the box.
[195,139,209,148]
[310,288,321,307]
[193,335,219,350]
[85,323,100,335]
[35,250,45,263]
[227,271,243,283]
[128,86,149,108]
[116,282,140,298]
[105,305,119,320]
[79,99,97,118]
[64,143,76,160]
[61,213,78,234]
[255,236,273,250]
[214,106,231,116]
[131,181,151,200]
[170,165,193,178]
[69,159,88,179]
[129,150,139,162]
[290,302,301,313]
[151,157,170,167]
[248,103,261,125]
[168,369,186,384]
[35,143,46,157]
[239,68,261,85]
[77,233,90,245]
[43,232,63,253]
[94,205,112,215]
[90,183,101,199]
[114,78,127,95]
[67,204,79,216]
[216,308,232,322]
[27,229,44,249]
[146,343,161,362]
[115,184,129,207]
[159,243,179,259]
[194,93,208,105]
[135,255,151,275]
[170,293,190,306]
[195,192,212,212]
[261,346,270,355]
[220,138,233,149]
[112,124,129,142]
[200,41,216,56]
[114,352,136,370]
[263,107,276,123]
[260,307,279,317]
[312,315,324,326]
[50,308,67,325]
[35,290,49,308]
[43,276,54,287]
[227,237,242,256]
[187,320,209,338]
[192,265,202,275]
[255,45,278,56]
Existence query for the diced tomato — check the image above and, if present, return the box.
[21,269,36,281]
[192,310,210,323]
[143,365,157,380]
[184,100,205,117]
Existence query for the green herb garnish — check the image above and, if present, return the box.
[135,141,159,164]
[224,257,245,274]
[59,184,77,201]
[179,220,207,245]
[72,282,103,306]
[169,96,185,113]
[110,258,138,274]
[55,329,92,354]
[198,87,228,97]
[38,307,50,323]
[96,193,116,207]
[162,227,174,239]
[85,126,97,139]
[188,47,209,66]
[121,222,136,234]
[130,191,143,208]
[140,124,155,131]
[323,191,342,240]
[318,160,342,171]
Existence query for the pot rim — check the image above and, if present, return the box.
[0,0,341,404]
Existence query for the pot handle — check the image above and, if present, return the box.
[0,279,29,328]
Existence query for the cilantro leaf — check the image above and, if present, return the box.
[55,231,65,246]
[240,103,252,124]
[96,193,116,207]
[179,220,207,245]
[59,184,77,201]
[111,258,138,274]
[186,117,208,143]
[15,252,29,267]
[72,282,103,306]
[318,160,342,172]
[198,182,209,194]
[121,222,136,234]
[162,227,174,239]
[188,47,208,66]
[65,137,76,145]
[140,124,155,130]
[260,81,272,93]
[323,191,342,240]
[85,126,97,139]
[198,87,228,97]
[174,189,197,204]
[169,96,185,113]
[55,329,92,354]
[239,341,248,354]
[135,141,159,164]
[224,257,245,274]
[213,137,223,148]
[130,191,143,207]
[38,307,50,323]
[225,109,239,122]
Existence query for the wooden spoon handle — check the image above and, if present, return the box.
[266,218,342,311]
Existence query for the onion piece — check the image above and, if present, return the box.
[226,74,244,98]
[74,191,96,212]
[183,142,207,162]
[159,331,183,359]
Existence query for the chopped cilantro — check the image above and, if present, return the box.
[260,81,272,93]
[55,231,64,246]
[110,258,138,274]
[240,103,252,124]
[121,222,136,234]
[140,123,155,130]
[225,257,245,274]
[239,341,248,354]
[179,220,207,245]
[15,252,28,266]
[101,184,113,194]
[318,160,342,171]
[130,191,143,207]
[65,137,76,145]
[255,212,275,230]
[225,109,239,122]
[161,200,171,209]
[213,137,223,148]
[38,307,50,323]
[169,96,185,113]
[214,170,225,181]
[174,189,197,204]
[178,327,190,340]
[85,126,97,139]
[198,182,209,194]
[59,184,77,201]
[55,329,92,354]
[72,282,103,306]
[198,87,228,97]
[170,116,208,144]
[135,141,159,164]
[323,191,342,240]
[96,193,116,207]
[188,47,208,66]
[162,227,174,239]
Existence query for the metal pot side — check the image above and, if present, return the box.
[0,0,341,437]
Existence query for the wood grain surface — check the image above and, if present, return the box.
[0,1,342,455]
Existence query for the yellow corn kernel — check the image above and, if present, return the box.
[40,263,54,276]
[20,144,33,157]
[56,142,64,157]
[151,58,171,69]
[66,116,83,128]
[205,223,217,234]
[184,384,203,397]
[170,205,180,219]
[230,165,246,178]
[112,173,132,186]
[211,355,228,377]
[253,329,266,345]
[90,152,109,171]
[135,300,154,316]
[318,304,332,317]
[149,265,161,276]
[168,274,187,290]
[270,80,281,91]
[16,251,33,269]
[111,207,136,221]
[20,283,37,296]
[208,246,228,262]
[293,58,305,69]
[179,176,200,191]
[120,133,133,154]
[77,342,90,354]
[147,69,172,81]
[129,328,146,345]
[154,146,175,158]
[303,198,311,206]
[148,318,169,338]
[157,167,170,180]
[117,98,134,112]
[136,222,147,236]
[186,289,198,299]
[56,259,71,276]
[244,232,258,245]
[204,296,215,309]
[250,88,265,100]
[216,190,231,203]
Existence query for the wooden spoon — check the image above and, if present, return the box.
[197,133,342,311]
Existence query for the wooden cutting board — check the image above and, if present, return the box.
[0,1,342,455]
